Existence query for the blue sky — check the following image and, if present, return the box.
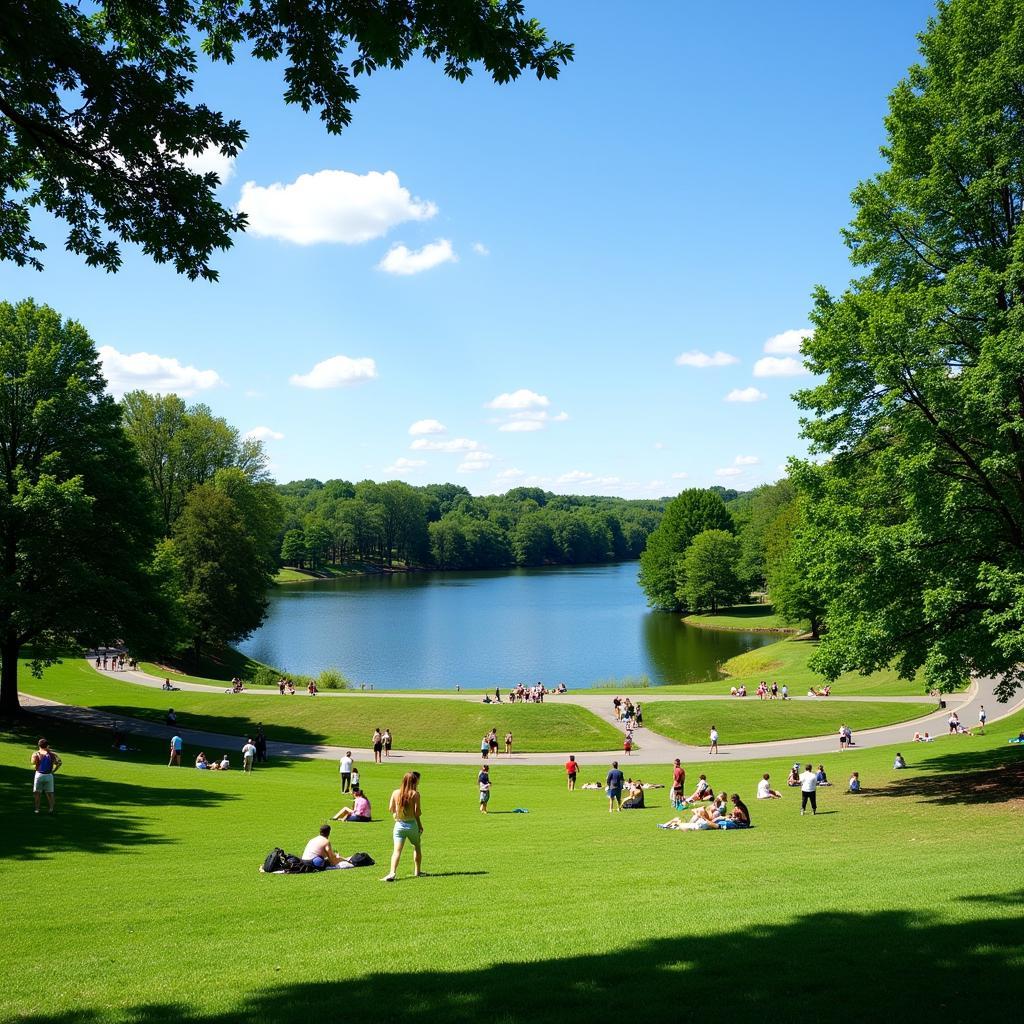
[0,0,937,496]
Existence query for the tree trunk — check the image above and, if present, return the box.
[0,633,21,715]
[810,616,821,641]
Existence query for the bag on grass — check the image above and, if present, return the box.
[283,854,321,873]
[346,852,375,868]
[262,847,287,873]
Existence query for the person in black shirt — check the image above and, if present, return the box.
[606,760,625,813]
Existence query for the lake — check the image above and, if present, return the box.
[238,561,778,690]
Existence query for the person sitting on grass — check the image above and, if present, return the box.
[716,794,751,829]
[689,774,711,802]
[848,772,861,793]
[302,824,342,870]
[195,753,209,769]
[787,764,801,787]
[893,752,907,769]
[286,680,296,695]
[622,779,645,809]
[757,773,782,799]
[333,787,372,822]
[307,680,318,696]
[219,755,230,770]
[815,765,831,786]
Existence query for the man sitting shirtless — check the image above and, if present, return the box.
[302,825,343,869]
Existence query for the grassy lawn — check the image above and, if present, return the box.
[643,697,936,745]
[683,602,800,632]
[21,660,623,753]
[0,709,1021,1023]
[136,646,278,685]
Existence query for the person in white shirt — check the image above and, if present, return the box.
[799,763,818,815]
[757,773,781,799]
[242,739,256,774]
[781,685,789,700]
[340,752,354,793]
[708,726,719,755]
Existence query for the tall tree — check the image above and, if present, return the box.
[764,498,826,639]
[0,2,572,279]
[0,299,165,713]
[639,489,734,610]
[678,530,746,613]
[737,479,796,590]
[796,0,1024,697]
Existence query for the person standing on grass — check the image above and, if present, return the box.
[478,764,491,813]
[31,739,61,814]
[340,751,354,793]
[242,738,256,774]
[504,731,513,755]
[979,705,987,733]
[168,734,182,767]
[383,771,423,882]
[372,728,383,764]
[799,763,818,815]
[709,726,719,755]
[606,760,625,812]
[383,729,392,758]
[566,755,579,790]
[488,728,499,758]
[782,684,789,700]
[672,759,685,806]
[255,724,268,763]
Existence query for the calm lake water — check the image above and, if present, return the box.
[239,561,777,690]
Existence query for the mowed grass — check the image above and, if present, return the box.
[22,660,622,752]
[643,698,936,745]
[683,602,799,632]
[0,710,1022,1023]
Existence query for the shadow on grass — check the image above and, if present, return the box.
[12,908,1022,1023]
[960,889,1024,906]
[0,763,239,861]
[867,744,1024,806]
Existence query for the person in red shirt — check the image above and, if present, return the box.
[672,758,686,808]
[565,754,579,790]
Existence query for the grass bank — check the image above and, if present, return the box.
[683,602,801,632]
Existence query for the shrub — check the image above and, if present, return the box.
[591,675,651,689]
[250,665,281,688]
[318,668,350,691]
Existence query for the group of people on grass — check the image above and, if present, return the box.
[611,696,643,728]
[754,681,788,700]
[507,683,553,703]
[167,723,268,769]
[480,729,513,758]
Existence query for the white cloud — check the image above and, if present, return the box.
[715,467,743,477]
[653,441,667,450]
[499,418,545,432]
[725,386,767,403]
[410,437,481,452]
[245,426,284,442]
[99,345,222,398]
[734,454,759,465]
[182,144,236,185]
[753,355,809,378]
[244,389,263,399]
[290,355,378,389]
[377,238,456,276]
[486,389,550,410]
[457,451,495,473]
[496,467,525,480]
[408,419,446,436]
[763,328,813,355]
[238,169,436,245]
[472,242,490,255]
[552,411,570,422]
[671,471,689,479]
[675,350,739,368]
[558,470,593,484]
[385,457,426,473]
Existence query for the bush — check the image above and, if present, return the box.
[250,665,281,688]
[591,675,651,689]
[318,668,350,691]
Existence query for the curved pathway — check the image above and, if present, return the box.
[17,659,1023,767]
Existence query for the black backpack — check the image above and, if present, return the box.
[262,847,287,873]
[347,851,375,868]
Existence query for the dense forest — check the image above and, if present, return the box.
[275,480,671,570]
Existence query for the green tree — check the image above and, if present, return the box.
[1,2,572,279]
[639,489,734,610]
[512,512,553,566]
[765,499,825,639]
[428,517,469,569]
[678,530,746,613]
[795,0,1024,697]
[0,299,165,712]
[737,479,796,590]
[280,529,308,569]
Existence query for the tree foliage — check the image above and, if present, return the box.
[678,529,746,613]
[764,497,826,639]
[0,1,572,279]
[795,0,1024,697]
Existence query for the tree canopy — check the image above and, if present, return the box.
[0,1,572,279]
[795,0,1024,698]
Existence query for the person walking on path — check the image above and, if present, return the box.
[606,760,625,813]
[480,734,490,760]
[566,755,579,790]
[782,684,789,700]
[623,731,633,756]
[168,734,182,767]
[382,771,423,881]
[242,738,256,774]
[31,739,61,814]
[709,726,719,755]
[979,705,987,733]
[504,731,513,755]
[254,724,268,763]
[383,729,392,758]
[478,764,491,813]
[635,702,643,729]
[839,725,848,753]
[488,728,499,758]
[340,751,354,793]
[799,763,818,816]
[372,728,383,764]
[672,759,685,807]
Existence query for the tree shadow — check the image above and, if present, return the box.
[14,908,1022,1023]
[0,763,238,861]
[959,890,1024,906]
[866,745,1024,806]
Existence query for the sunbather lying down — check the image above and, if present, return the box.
[659,795,751,831]
[581,782,603,790]
[262,862,356,874]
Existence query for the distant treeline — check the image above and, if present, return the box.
[276,480,673,570]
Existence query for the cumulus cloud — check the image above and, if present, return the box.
[495,467,525,480]
[675,350,739,368]
[238,169,436,245]
[408,419,446,436]
[378,238,456,275]
[472,242,490,255]
[245,426,284,442]
[410,437,481,452]
[725,387,767,403]
[385,457,426,473]
[671,471,689,479]
[734,455,759,465]
[552,411,570,422]
[290,355,378,389]
[558,470,593,484]
[486,389,550,410]
[715,467,743,477]
[457,451,495,473]
[182,144,236,185]
[753,355,809,377]
[99,345,222,398]
[763,328,813,355]
[499,419,545,433]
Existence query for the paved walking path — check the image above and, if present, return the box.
[18,659,1023,768]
